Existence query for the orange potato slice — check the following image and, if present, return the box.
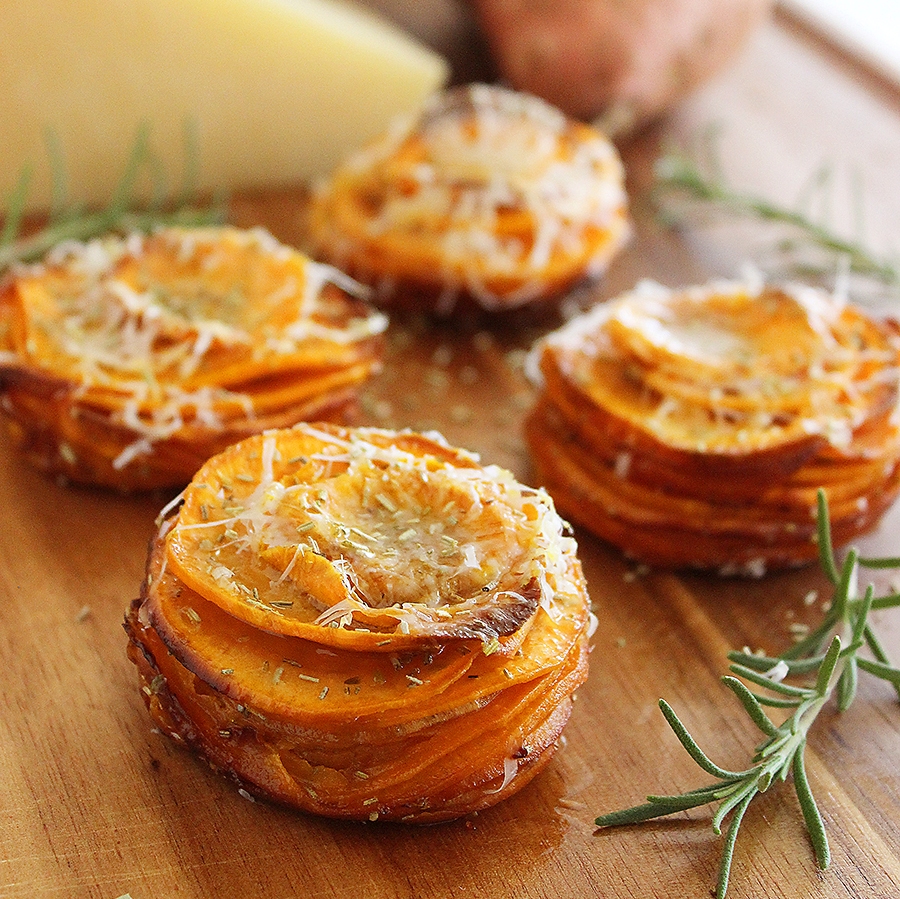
[141,534,588,735]
[127,606,588,821]
[164,424,575,649]
[526,279,900,571]
[306,83,629,314]
[0,226,385,490]
[125,423,593,822]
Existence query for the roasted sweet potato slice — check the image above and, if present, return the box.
[0,226,385,490]
[526,279,900,571]
[306,83,629,313]
[126,423,593,822]
[141,531,589,733]
[144,549,479,729]
[542,283,898,458]
[164,424,573,649]
[126,592,589,822]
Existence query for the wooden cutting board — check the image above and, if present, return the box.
[2,8,899,899]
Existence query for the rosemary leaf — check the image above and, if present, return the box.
[792,750,831,871]
[595,791,715,826]
[44,129,69,223]
[814,637,843,695]
[832,550,860,620]
[710,779,758,836]
[0,124,225,275]
[727,664,812,698]
[836,659,858,711]
[816,490,841,586]
[870,594,900,611]
[594,490,899,897]
[749,695,804,712]
[859,556,900,569]
[653,148,900,291]
[658,699,745,779]
[720,676,778,737]
[1,166,31,248]
[727,651,825,675]
[106,124,152,217]
[855,657,900,688]
[780,615,841,661]
[716,792,754,899]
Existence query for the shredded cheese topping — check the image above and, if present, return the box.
[537,279,900,453]
[3,227,386,463]
[313,84,629,309]
[169,425,581,639]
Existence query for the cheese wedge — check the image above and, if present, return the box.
[0,0,448,212]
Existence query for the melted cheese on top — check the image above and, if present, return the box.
[169,425,581,638]
[536,279,900,452]
[322,84,629,308]
[6,227,386,457]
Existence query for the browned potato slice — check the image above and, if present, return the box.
[0,226,385,490]
[307,83,629,314]
[165,423,575,649]
[526,279,900,572]
[125,423,593,822]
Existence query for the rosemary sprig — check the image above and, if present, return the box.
[652,146,900,290]
[0,123,226,273]
[595,490,900,898]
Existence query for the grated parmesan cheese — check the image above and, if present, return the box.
[311,83,629,311]
[4,226,386,466]
[169,424,583,640]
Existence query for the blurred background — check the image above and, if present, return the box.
[784,0,900,82]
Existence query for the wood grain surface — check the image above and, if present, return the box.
[2,8,900,899]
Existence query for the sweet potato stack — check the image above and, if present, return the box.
[526,279,900,573]
[125,423,592,822]
[0,226,386,490]
[306,83,630,314]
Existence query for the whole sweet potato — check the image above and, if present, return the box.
[467,0,774,132]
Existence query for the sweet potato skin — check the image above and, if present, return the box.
[467,0,774,131]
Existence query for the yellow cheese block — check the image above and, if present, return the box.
[0,0,448,212]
